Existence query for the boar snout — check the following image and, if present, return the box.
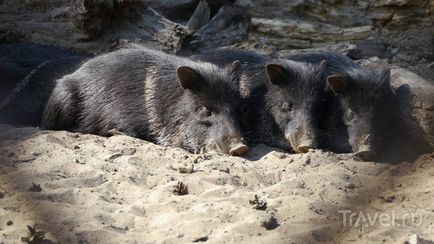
[205,136,249,156]
[229,142,249,156]
[353,134,374,161]
[288,126,317,154]
[296,139,315,153]
[286,110,319,154]
[355,144,374,161]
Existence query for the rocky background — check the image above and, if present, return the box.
[0,0,432,79]
[246,0,434,80]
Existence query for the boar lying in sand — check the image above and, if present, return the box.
[42,48,249,156]
[289,52,433,161]
[193,49,344,153]
[195,49,432,161]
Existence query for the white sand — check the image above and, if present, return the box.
[0,124,433,243]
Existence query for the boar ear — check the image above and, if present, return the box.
[396,84,410,97]
[177,66,200,89]
[227,60,242,81]
[327,74,349,95]
[266,64,288,85]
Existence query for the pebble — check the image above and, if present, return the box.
[122,148,137,156]
[345,183,356,189]
[261,215,279,230]
[106,153,123,161]
[219,167,230,174]
[178,164,194,174]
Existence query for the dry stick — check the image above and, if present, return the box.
[187,0,211,31]
[140,7,196,53]
[193,3,251,49]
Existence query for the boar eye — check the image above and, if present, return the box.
[198,107,212,119]
[281,102,293,112]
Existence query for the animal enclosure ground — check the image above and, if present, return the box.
[0,125,433,243]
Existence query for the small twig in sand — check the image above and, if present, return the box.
[192,236,209,242]
[28,183,42,192]
[21,225,47,243]
[249,195,267,210]
[379,195,396,203]
[173,181,189,195]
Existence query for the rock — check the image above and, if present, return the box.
[219,167,230,174]
[122,148,137,156]
[177,164,194,174]
[261,215,279,230]
[345,183,356,189]
[379,195,396,203]
[353,40,394,59]
[28,183,42,192]
[390,67,434,148]
[106,153,123,162]
[85,1,195,52]
[278,43,360,58]
[301,154,311,166]
[246,0,433,80]
[0,0,251,55]
[372,0,412,7]
[251,17,372,49]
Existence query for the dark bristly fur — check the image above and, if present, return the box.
[42,47,246,155]
[0,43,91,126]
[289,52,432,161]
[193,49,330,152]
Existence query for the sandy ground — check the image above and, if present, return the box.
[0,124,434,243]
